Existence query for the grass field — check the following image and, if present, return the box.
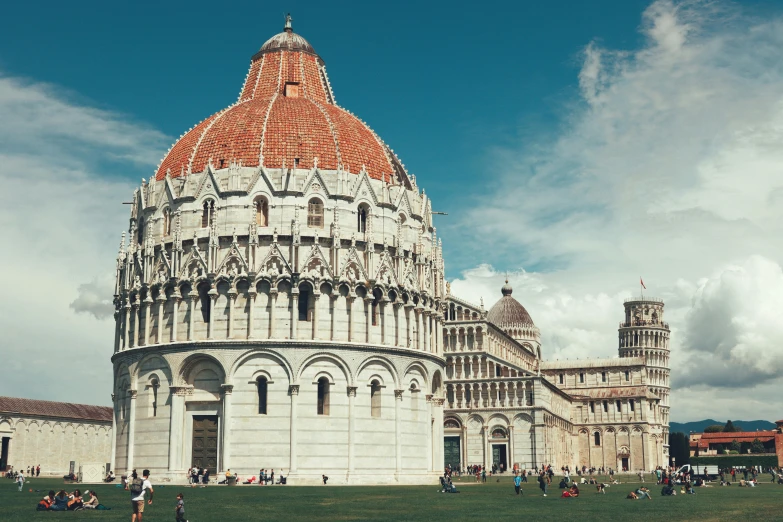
[2,474,781,521]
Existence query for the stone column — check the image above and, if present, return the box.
[415,307,422,350]
[269,289,278,339]
[247,290,257,339]
[113,311,121,352]
[405,304,413,348]
[347,295,355,342]
[154,294,165,344]
[289,385,299,472]
[312,293,320,340]
[132,303,140,348]
[330,295,337,341]
[426,394,433,471]
[127,389,138,472]
[364,297,372,343]
[227,290,237,339]
[347,386,357,476]
[381,298,389,345]
[207,290,217,340]
[422,311,430,352]
[221,384,234,471]
[168,386,189,472]
[393,302,401,347]
[433,398,445,471]
[394,388,404,476]
[508,425,515,469]
[110,393,117,471]
[187,291,196,341]
[171,292,181,342]
[483,424,490,470]
[123,303,131,350]
[143,294,153,345]
[462,425,468,470]
[291,291,299,340]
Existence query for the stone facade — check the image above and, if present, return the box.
[0,397,112,475]
[110,20,446,485]
[442,287,670,473]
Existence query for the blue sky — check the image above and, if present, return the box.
[2,0,783,421]
[1,0,658,271]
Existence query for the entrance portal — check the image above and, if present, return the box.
[492,444,507,472]
[621,457,629,471]
[0,437,9,471]
[191,415,218,475]
[444,436,461,470]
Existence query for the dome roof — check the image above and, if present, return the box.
[155,18,410,187]
[487,281,535,329]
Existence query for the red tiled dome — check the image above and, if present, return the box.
[156,23,408,185]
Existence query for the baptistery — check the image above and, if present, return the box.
[110,16,446,484]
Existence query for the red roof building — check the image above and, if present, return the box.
[0,396,112,423]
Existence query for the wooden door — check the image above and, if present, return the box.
[192,415,218,475]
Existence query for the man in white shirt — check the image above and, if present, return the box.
[17,470,25,492]
[130,469,154,522]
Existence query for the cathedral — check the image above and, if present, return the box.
[109,17,669,484]
[442,284,670,473]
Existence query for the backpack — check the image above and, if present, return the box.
[130,477,144,496]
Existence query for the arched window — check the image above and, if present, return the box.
[162,209,172,236]
[257,377,268,415]
[358,204,369,233]
[198,283,211,323]
[317,377,330,415]
[202,200,215,228]
[149,378,159,417]
[137,216,145,244]
[594,432,601,446]
[254,196,269,227]
[308,198,323,228]
[492,428,506,439]
[370,380,381,418]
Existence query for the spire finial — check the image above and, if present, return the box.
[284,13,293,32]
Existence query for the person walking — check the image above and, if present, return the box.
[17,470,25,492]
[36,465,41,477]
[538,470,548,497]
[175,492,187,522]
[514,473,523,495]
[130,469,154,522]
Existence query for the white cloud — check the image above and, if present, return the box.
[0,73,166,405]
[451,0,783,422]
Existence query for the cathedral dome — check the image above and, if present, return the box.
[487,281,535,329]
[155,17,410,186]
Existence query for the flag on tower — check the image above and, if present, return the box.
[640,277,646,290]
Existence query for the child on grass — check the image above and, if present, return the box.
[175,493,187,522]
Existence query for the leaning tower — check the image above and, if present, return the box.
[618,297,670,449]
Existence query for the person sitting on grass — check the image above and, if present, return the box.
[83,490,100,509]
[50,490,70,511]
[661,483,676,496]
[635,487,653,500]
[559,477,569,489]
[596,483,608,494]
[243,476,257,485]
[37,490,56,511]
[67,489,84,510]
[561,484,579,498]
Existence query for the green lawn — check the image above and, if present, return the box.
[2,475,780,521]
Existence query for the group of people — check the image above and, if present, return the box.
[4,465,40,480]
[37,489,104,511]
[188,466,211,485]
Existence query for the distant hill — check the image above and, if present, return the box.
[670,419,776,434]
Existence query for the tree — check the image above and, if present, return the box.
[669,432,690,467]
[724,420,742,433]
[730,439,741,452]
[704,425,724,433]
[751,439,766,454]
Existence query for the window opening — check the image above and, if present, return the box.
[594,432,601,446]
[298,288,311,321]
[579,372,584,383]
[317,377,330,415]
[308,198,323,228]
[257,377,268,414]
[202,200,215,228]
[254,197,269,227]
[371,380,381,418]
[151,379,159,417]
